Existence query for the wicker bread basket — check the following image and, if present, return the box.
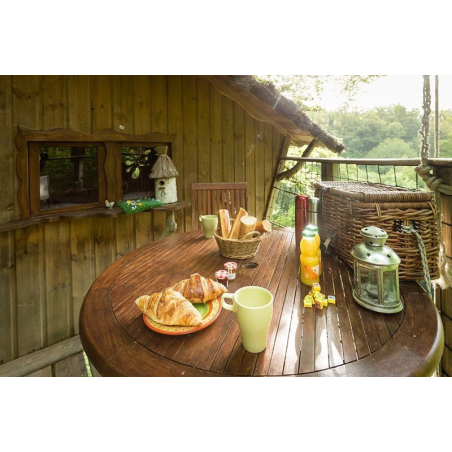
[213,221,271,259]
[314,181,439,281]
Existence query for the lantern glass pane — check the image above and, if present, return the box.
[357,265,379,301]
[383,270,398,303]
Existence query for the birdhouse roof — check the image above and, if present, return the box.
[149,153,179,179]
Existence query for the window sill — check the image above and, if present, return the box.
[0,201,191,233]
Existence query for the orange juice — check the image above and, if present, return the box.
[306,224,322,276]
[300,231,320,286]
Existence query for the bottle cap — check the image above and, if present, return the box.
[302,230,315,238]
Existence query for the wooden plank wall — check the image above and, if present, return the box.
[0,75,285,365]
[441,192,452,376]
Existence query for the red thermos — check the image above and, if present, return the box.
[295,195,308,256]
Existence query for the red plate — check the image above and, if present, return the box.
[143,297,222,336]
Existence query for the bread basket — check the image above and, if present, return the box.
[213,222,271,259]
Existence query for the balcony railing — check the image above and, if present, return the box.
[266,157,446,228]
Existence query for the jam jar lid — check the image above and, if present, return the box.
[215,270,229,279]
[224,262,237,270]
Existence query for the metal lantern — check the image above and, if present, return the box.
[351,226,402,314]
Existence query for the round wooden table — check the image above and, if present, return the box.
[80,229,444,377]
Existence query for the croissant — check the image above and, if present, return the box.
[172,273,228,303]
[135,288,203,327]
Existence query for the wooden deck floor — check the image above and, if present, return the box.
[25,352,91,377]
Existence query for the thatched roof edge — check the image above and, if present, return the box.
[227,75,345,153]
[149,154,179,179]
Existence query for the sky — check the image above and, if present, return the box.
[308,75,452,111]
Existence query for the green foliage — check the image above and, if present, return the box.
[118,198,163,214]
[255,75,383,110]
[123,147,152,179]
[367,138,416,159]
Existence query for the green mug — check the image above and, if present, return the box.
[221,286,273,353]
[199,215,218,238]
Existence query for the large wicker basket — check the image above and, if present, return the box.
[314,181,439,281]
[213,224,271,259]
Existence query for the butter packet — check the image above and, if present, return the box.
[312,283,321,293]
[304,294,313,307]
[328,295,336,305]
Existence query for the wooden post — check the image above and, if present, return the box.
[321,162,339,182]
[263,134,292,220]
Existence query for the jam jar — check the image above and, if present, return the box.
[224,262,237,280]
[215,270,229,287]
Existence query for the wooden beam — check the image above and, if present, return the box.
[276,139,317,181]
[0,336,83,377]
[204,76,289,136]
[279,157,421,166]
[263,134,292,219]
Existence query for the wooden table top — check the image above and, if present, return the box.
[80,229,444,377]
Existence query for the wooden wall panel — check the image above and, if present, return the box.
[150,76,169,238]
[70,218,94,335]
[43,75,68,129]
[15,225,46,355]
[197,76,211,183]
[0,76,14,223]
[210,82,223,185]
[44,221,72,343]
[245,113,256,217]
[234,103,245,183]
[133,75,154,246]
[182,76,198,231]
[93,218,115,278]
[255,121,266,216]
[11,76,46,357]
[68,75,92,133]
[222,97,234,183]
[0,231,16,363]
[92,75,113,132]
[133,75,152,135]
[0,75,288,364]
[112,75,134,134]
[168,75,185,234]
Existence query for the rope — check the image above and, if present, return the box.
[401,223,434,298]
[415,75,452,195]
[414,75,452,292]
[435,75,440,158]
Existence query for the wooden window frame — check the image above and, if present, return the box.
[15,127,174,219]
[28,141,107,216]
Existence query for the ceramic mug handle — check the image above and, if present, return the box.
[199,215,203,222]
[221,293,235,312]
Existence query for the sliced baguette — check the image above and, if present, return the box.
[255,220,272,235]
[228,207,248,239]
[239,215,257,239]
[217,209,231,238]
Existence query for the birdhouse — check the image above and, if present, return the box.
[148,146,179,204]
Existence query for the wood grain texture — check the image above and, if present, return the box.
[0,335,83,377]
[0,231,17,363]
[0,76,14,223]
[44,221,72,344]
[79,229,443,377]
[54,352,88,377]
[1,74,288,366]
[68,75,91,133]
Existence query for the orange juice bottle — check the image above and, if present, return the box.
[300,231,320,286]
[306,224,322,276]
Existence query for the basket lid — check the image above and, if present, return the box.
[314,181,434,202]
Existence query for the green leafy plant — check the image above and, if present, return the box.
[117,198,163,214]
[123,148,152,179]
